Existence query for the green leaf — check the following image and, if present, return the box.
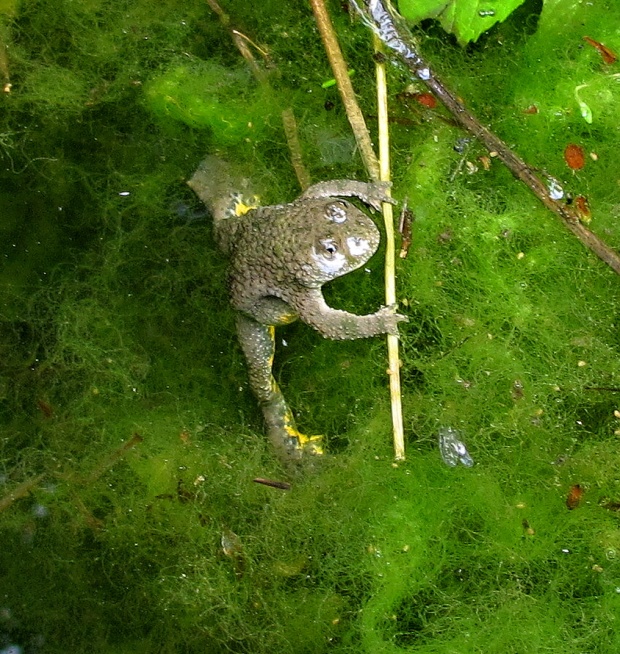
[398,0,527,45]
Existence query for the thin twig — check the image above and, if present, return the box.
[205,0,268,83]
[308,0,380,180]
[0,473,45,513]
[282,108,311,190]
[398,202,414,259]
[0,17,12,93]
[82,432,144,485]
[375,36,405,460]
[253,477,292,490]
[354,0,620,275]
[206,1,312,190]
[310,0,405,460]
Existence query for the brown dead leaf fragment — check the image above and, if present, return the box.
[566,484,584,509]
[574,195,591,223]
[564,144,585,171]
[583,36,617,65]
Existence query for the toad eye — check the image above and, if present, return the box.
[326,202,347,224]
[319,238,338,258]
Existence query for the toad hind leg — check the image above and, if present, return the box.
[236,313,323,461]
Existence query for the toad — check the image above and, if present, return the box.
[188,157,407,462]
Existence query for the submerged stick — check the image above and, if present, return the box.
[0,473,45,513]
[205,0,268,83]
[308,0,380,180]
[353,0,620,276]
[206,1,312,190]
[310,0,405,460]
[0,19,12,94]
[375,38,405,461]
[253,477,292,490]
[0,40,10,93]
[82,432,143,485]
[282,107,312,190]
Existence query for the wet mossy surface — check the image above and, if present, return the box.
[2,0,620,652]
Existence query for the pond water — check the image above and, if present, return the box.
[1,0,620,652]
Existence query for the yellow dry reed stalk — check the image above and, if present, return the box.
[309,0,405,460]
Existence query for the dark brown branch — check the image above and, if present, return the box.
[82,432,144,485]
[355,0,620,275]
[0,473,45,513]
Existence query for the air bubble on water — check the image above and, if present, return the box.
[417,68,431,81]
[32,503,49,518]
[438,427,474,467]
[547,178,564,200]
[0,645,23,654]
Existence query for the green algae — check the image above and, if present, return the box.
[144,59,273,144]
[2,0,620,652]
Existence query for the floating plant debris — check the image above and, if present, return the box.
[564,143,585,170]
[398,204,414,259]
[253,477,292,490]
[36,399,54,418]
[574,84,593,124]
[583,36,617,65]
[574,195,591,223]
[522,519,535,536]
[566,484,584,509]
[221,528,245,576]
[413,92,437,108]
[600,498,620,511]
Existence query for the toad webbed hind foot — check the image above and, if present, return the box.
[236,313,324,462]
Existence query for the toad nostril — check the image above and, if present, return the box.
[328,204,347,223]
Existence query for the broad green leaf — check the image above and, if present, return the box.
[398,0,527,45]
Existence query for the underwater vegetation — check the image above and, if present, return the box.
[1,0,620,651]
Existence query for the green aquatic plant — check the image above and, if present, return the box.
[1,0,620,652]
[145,59,273,144]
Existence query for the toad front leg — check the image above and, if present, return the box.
[300,180,395,211]
[291,289,408,340]
[236,313,323,462]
